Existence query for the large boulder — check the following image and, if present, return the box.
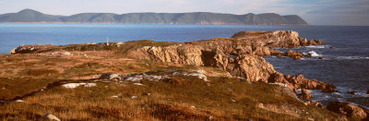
[231,55,275,82]
[327,101,368,120]
[42,113,61,121]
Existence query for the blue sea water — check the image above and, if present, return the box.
[0,23,369,106]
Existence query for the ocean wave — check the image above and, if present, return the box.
[308,51,321,57]
[334,56,369,60]
[304,45,331,49]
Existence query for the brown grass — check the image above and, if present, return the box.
[0,75,341,120]
[19,69,59,77]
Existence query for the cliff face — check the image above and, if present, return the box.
[128,44,275,82]
[0,9,308,25]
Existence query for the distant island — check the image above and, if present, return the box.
[0,9,308,25]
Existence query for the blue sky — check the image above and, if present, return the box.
[0,0,368,25]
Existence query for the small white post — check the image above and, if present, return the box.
[106,37,109,46]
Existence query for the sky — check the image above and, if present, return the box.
[0,0,368,26]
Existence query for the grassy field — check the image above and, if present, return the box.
[1,75,340,120]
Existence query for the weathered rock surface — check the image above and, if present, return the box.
[286,50,304,60]
[128,45,275,82]
[230,30,322,48]
[298,89,312,100]
[100,70,209,82]
[42,113,61,121]
[327,101,368,120]
[268,72,335,92]
[62,83,96,89]
[124,31,333,91]
[127,44,205,66]
[10,44,58,54]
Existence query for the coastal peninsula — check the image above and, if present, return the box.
[1,31,368,120]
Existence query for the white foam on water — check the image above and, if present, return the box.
[334,56,369,60]
[308,51,320,57]
[305,45,326,49]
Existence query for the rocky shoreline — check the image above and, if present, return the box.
[7,30,369,120]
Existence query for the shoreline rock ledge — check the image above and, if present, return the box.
[127,30,334,92]
[10,30,335,94]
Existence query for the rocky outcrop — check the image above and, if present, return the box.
[298,89,312,100]
[268,72,335,92]
[126,30,333,92]
[187,31,323,59]
[128,46,275,82]
[327,101,368,120]
[231,30,322,48]
[270,50,305,60]
[286,75,335,92]
[10,44,58,54]
[127,44,205,66]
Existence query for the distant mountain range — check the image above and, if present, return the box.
[0,9,308,25]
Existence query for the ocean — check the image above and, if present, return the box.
[0,23,368,106]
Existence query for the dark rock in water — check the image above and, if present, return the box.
[298,88,312,100]
[321,85,336,93]
[347,91,356,95]
[286,50,303,60]
[286,74,335,92]
[305,53,312,58]
[270,50,284,58]
[327,101,368,120]
[318,57,324,59]
[267,72,335,92]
